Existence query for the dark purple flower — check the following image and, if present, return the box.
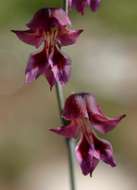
[50,93,126,176]
[69,0,101,14]
[12,8,83,48]
[12,8,83,88]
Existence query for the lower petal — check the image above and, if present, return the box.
[25,50,47,83]
[75,135,99,176]
[44,48,71,89]
[93,133,116,167]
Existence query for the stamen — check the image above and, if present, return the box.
[44,28,58,56]
[79,118,93,144]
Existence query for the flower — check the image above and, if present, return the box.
[12,8,83,87]
[69,0,101,14]
[50,93,126,176]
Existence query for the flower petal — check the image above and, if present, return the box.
[89,0,101,12]
[63,94,88,120]
[50,121,80,138]
[58,28,83,46]
[92,114,126,133]
[44,48,71,89]
[52,8,71,26]
[72,0,88,14]
[92,133,116,167]
[44,58,56,89]
[12,29,43,48]
[75,135,99,176]
[75,132,116,175]
[64,93,99,118]
[27,8,51,30]
[25,50,47,83]
[84,93,126,133]
[27,8,71,30]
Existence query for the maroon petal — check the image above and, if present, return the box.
[92,133,116,167]
[25,49,47,83]
[73,0,88,14]
[92,114,126,134]
[75,132,116,175]
[44,48,71,89]
[75,135,99,176]
[27,8,52,30]
[63,94,88,120]
[64,93,98,120]
[12,29,43,48]
[58,28,83,46]
[50,121,80,138]
[84,93,126,133]
[27,8,71,30]
[52,8,71,26]
[44,58,56,89]
[89,0,101,12]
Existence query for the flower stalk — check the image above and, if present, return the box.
[55,65,76,190]
[54,1,76,190]
[55,84,76,190]
[63,0,69,13]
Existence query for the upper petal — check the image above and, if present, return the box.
[63,93,126,133]
[12,29,43,48]
[52,8,71,26]
[58,28,83,46]
[27,8,52,30]
[84,93,126,133]
[63,94,88,120]
[25,49,47,83]
[91,114,126,134]
[27,8,71,30]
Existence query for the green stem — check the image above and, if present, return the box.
[55,83,76,190]
[55,1,76,190]
[63,0,69,13]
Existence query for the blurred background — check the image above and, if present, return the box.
[0,0,137,189]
